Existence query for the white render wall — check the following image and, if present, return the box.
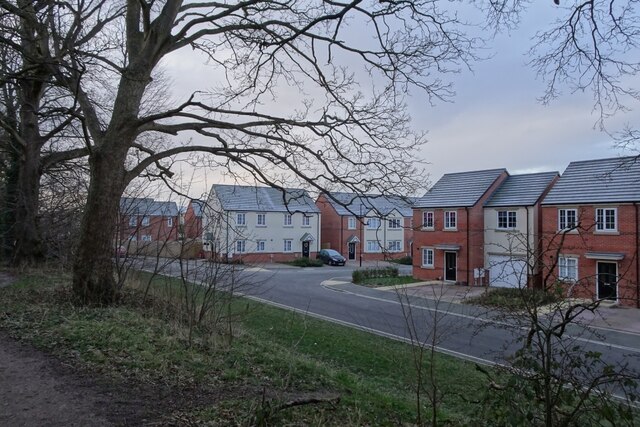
[362,210,406,254]
[483,206,537,271]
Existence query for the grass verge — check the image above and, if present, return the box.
[357,276,422,288]
[464,287,561,311]
[0,269,489,425]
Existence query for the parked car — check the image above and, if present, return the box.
[317,249,346,266]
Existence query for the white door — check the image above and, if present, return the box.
[488,255,527,288]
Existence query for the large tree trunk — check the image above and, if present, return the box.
[11,141,43,265]
[72,147,127,305]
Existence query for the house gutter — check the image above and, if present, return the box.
[465,207,470,286]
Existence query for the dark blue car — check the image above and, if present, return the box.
[317,249,346,266]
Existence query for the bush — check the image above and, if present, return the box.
[284,257,324,267]
[352,266,399,283]
[389,256,413,265]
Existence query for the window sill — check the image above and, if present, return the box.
[443,228,458,232]
[557,229,579,234]
[594,230,619,235]
[256,225,267,228]
[283,225,293,228]
[301,225,312,228]
[421,227,434,231]
[495,228,519,232]
[421,265,434,269]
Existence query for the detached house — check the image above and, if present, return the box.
[413,169,508,284]
[483,172,559,288]
[315,192,415,261]
[202,185,321,262]
[541,157,640,307]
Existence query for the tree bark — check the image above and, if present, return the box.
[72,146,127,305]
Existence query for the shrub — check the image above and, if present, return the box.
[390,256,413,265]
[284,258,324,267]
[352,266,398,283]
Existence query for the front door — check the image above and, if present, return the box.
[445,252,457,282]
[348,243,356,260]
[302,241,310,258]
[597,262,617,301]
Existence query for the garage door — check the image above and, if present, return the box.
[488,255,527,288]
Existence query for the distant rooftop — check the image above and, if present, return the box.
[120,197,179,217]
[414,168,506,208]
[485,172,559,207]
[211,185,319,213]
[322,192,416,217]
[190,199,205,217]
[543,156,640,205]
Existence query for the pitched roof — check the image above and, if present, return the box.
[322,192,416,217]
[542,156,640,205]
[190,199,205,217]
[414,168,507,208]
[120,197,179,216]
[211,185,319,213]
[485,172,559,207]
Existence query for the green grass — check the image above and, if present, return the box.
[357,276,421,288]
[0,269,489,425]
[464,287,561,311]
[389,256,413,265]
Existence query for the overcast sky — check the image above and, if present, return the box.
[159,2,640,200]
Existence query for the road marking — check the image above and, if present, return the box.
[321,280,640,355]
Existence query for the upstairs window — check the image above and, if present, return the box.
[348,216,356,229]
[388,218,402,229]
[141,216,150,226]
[129,216,137,227]
[283,213,292,226]
[444,211,457,230]
[302,215,311,226]
[257,213,266,226]
[497,211,517,229]
[595,208,616,231]
[558,209,577,231]
[367,217,381,229]
[167,217,173,227]
[236,213,246,226]
[422,211,434,228]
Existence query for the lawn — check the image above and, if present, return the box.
[0,269,488,425]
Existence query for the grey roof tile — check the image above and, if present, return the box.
[322,192,416,217]
[212,185,319,213]
[120,197,179,216]
[485,172,559,207]
[542,156,640,205]
[414,168,507,208]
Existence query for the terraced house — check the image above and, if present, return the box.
[315,192,415,262]
[118,197,180,243]
[202,185,321,262]
[540,157,640,307]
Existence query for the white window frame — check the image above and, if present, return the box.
[129,216,137,227]
[236,240,246,253]
[387,240,402,252]
[595,208,617,231]
[558,209,577,231]
[256,213,266,227]
[388,218,401,229]
[283,213,292,226]
[302,215,311,227]
[236,213,246,226]
[497,210,517,230]
[141,234,152,242]
[256,240,266,252]
[558,256,578,281]
[283,239,292,252]
[347,216,356,230]
[366,240,381,253]
[422,211,434,229]
[444,211,457,230]
[167,217,173,227]
[141,216,150,226]
[422,248,434,268]
[366,217,381,230]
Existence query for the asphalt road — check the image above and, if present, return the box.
[135,258,640,389]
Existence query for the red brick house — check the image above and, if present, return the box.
[118,197,180,243]
[413,169,508,285]
[540,157,640,307]
[183,199,204,240]
[316,192,415,262]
